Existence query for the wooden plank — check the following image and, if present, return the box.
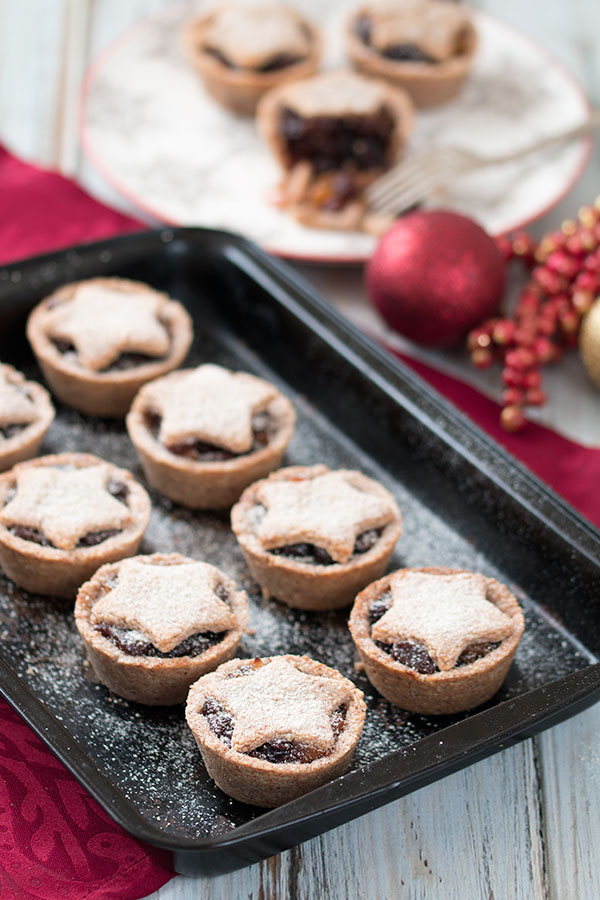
[153,740,546,900]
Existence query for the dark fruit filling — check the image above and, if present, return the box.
[203,45,304,72]
[354,16,436,63]
[77,529,121,548]
[10,525,53,547]
[107,479,129,504]
[51,339,165,372]
[280,106,395,174]
[94,623,226,658]
[202,696,347,763]
[369,592,500,672]
[144,409,273,461]
[0,423,27,440]
[270,528,382,566]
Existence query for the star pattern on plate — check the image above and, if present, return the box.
[46,283,170,372]
[148,364,277,453]
[91,558,235,652]
[0,464,132,551]
[0,366,37,428]
[210,658,351,754]
[255,471,395,563]
[371,571,514,671]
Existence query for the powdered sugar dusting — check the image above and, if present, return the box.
[0,364,38,427]
[372,571,513,670]
[91,557,235,652]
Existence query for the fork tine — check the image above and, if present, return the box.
[368,163,442,214]
[367,153,438,204]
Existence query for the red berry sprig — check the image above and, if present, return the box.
[467,200,600,432]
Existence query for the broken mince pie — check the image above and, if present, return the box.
[257,70,414,230]
[75,553,249,705]
[349,567,525,714]
[0,453,151,597]
[184,4,320,116]
[347,0,477,108]
[186,654,366,807]
[0,363,54,472]
[27,277,193,418]
[231,464,402,610]
[126,363,296,509]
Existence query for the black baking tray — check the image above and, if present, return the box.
[0,228,599,877]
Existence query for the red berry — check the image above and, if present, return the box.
[502,387,525,406]
[471,348,494,369]
[532,266,567,295]
[505,348,536,370]
[523,370,542,389]
[546,251,579,279]
[492,319,516,345]
[514,328,535,347]
[579,227,597,251]
[532,337,555,363]
[559,310,580,336]
[574,271,599,293]
[501,405,526,432]
[502,367,524,387]
[526,388,546,406]
[495,235,514,261]
[571,289,594,315]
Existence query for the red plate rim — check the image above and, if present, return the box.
[78,4,593,265]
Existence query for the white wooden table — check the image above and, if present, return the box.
[1,2,599,898]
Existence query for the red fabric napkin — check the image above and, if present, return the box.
[0,146,598,900]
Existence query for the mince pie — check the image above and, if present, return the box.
[126,364,296,509]
[75,553,249,705]
[231,464,402,610]
[0,453,151,597]
[257,70,414,230]
[184,4,321,115]
[27,277,193,418]
[349,567,525,714]
[185,654,366,807]
[0,363,54,472]
[347,0,478,108]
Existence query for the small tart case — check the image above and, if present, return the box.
[257,70,414,230]
[231,464,402,610]
[0,363,54,472]
[0,452,151,597]
[126,364,296,509]
[75,553,249,705]
[27,277,193,418]
[349,566,525,714]
[185,654,366,807]
[184,4,321,115]
[346,1,478,108]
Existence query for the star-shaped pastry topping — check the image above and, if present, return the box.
[45,283,170,371]
[0,366,37,428]
[209,658,351,754]
[369,0,468,62]
[145,364,277,454]
[0,463,132,550]
[255,471,396,563]
[205,6,310,70]
[91,558,235,653]
[371,571,514,671]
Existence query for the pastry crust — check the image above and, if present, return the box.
[185,654,366,807]
[0,453,151,597]
[27,277,193,418]
[75,553,249,706]
[126,368,296,509]
[231,465,403,610]
[349,566,525,714]
[184,7,321,116]
[0,364,54,472]
[346,6,478,108]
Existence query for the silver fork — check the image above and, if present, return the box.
[367,109,600,217]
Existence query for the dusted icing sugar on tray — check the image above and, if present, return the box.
[0,325,593,838]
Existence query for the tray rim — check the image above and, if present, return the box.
[1,227,599,866]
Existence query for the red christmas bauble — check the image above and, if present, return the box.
[366,210,506,346]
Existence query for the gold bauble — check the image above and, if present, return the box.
[580,297,600,388]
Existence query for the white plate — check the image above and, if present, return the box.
[80,1,591,262]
